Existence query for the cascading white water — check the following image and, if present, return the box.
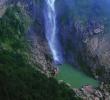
[44,0,63,63]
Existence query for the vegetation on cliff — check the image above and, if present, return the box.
[0,5,81,100]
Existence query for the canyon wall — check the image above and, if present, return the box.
[5,0,110,82]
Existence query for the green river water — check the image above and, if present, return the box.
[56,64,99,88]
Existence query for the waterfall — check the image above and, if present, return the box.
[44,0,63,63]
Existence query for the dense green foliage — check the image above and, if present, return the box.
[0,6,29,53]
[0,50,79,100]
[0,6,81,100]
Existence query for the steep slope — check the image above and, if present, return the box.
[0,4,81,100]
[56,0,110,82]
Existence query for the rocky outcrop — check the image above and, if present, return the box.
[27,27,55,76]
[78,21,110,82]
[74,83,110,100]
[0,0,7,17]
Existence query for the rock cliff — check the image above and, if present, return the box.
[4,0,110,82]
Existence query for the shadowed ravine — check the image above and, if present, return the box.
[44,0,99,88]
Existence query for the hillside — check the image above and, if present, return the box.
[0,5,81,100]
[0,0,110,100]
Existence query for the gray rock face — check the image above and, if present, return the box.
[27,26,54,76]
[56,0,110,82]
[83,30,110,82]
[0,0,7,17]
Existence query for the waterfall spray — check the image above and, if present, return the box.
[44,0,63,63]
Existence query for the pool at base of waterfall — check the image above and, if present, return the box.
[56,64,99,88]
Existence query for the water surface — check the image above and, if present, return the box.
[56,64,99,88]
